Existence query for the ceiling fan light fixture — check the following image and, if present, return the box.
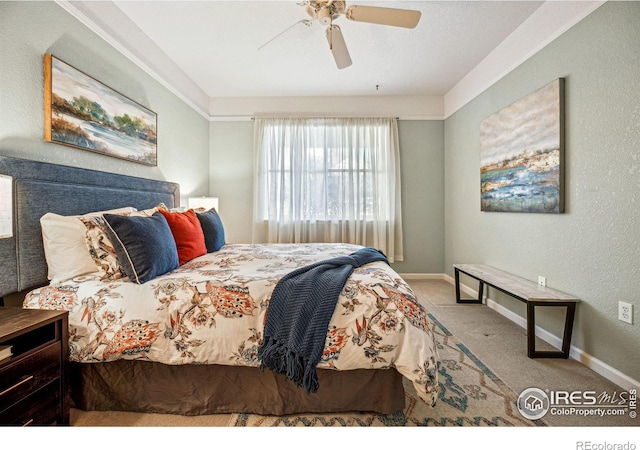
[317,6,332,25]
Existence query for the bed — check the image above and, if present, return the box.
[0,155,439,416]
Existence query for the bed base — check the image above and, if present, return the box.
[69,361,406,416]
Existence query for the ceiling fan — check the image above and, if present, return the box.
[258,1,422,70]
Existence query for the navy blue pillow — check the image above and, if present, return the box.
[196,209,225,252]
[103,212,179,284]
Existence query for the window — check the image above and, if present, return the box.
[252,117,403,262]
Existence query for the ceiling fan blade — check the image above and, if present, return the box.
[345,5,421,28]
[325,25,352,69]
[258,19,313,51]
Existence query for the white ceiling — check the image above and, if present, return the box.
[112,0,544,98]
[62,1,604,117]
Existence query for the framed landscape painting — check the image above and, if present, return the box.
[44,54,157,166]
[480,78,564,213]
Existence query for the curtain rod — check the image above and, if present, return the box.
[209,116,440,121]
[250,116,401,120]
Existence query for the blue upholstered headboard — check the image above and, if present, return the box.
[0,155,180,297]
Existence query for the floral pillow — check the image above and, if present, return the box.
[81,215,125,280]
[131,203,169,217]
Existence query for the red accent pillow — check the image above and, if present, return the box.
[158,209,207,265]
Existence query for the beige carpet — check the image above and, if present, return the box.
[71,407,233,427]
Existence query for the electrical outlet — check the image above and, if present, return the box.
[618,301,633,324]
[538,276,547,287]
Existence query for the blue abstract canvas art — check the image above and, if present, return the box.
[480,78,564,213]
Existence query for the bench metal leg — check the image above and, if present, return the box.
[561,302,577,357]
[527,301,576,359]
[454,268,484,304]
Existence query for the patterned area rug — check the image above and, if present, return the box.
[229,314,547,427]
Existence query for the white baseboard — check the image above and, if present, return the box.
[398,273,446,280]
[432,273,639,391]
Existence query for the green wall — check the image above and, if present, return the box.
[393,120,444,274]
[209,121,255,244]
[444,1,640,381]
[0,1,210,206]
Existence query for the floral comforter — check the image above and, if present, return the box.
[24,243,439,406]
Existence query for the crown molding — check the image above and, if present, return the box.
[444,0,606,118]
[208,95,445,121]
[55,0,210,119]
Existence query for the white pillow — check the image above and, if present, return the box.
[40,207,136,284]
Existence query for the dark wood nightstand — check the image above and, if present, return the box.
[0,307,69,426]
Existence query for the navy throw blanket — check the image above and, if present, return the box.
[258,247,388,393]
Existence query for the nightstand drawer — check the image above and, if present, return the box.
[0,382,60,425]
[0,342,61,410]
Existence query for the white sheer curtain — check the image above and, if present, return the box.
[252,117,403,262]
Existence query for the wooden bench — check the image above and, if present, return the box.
[453,264,579,359]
